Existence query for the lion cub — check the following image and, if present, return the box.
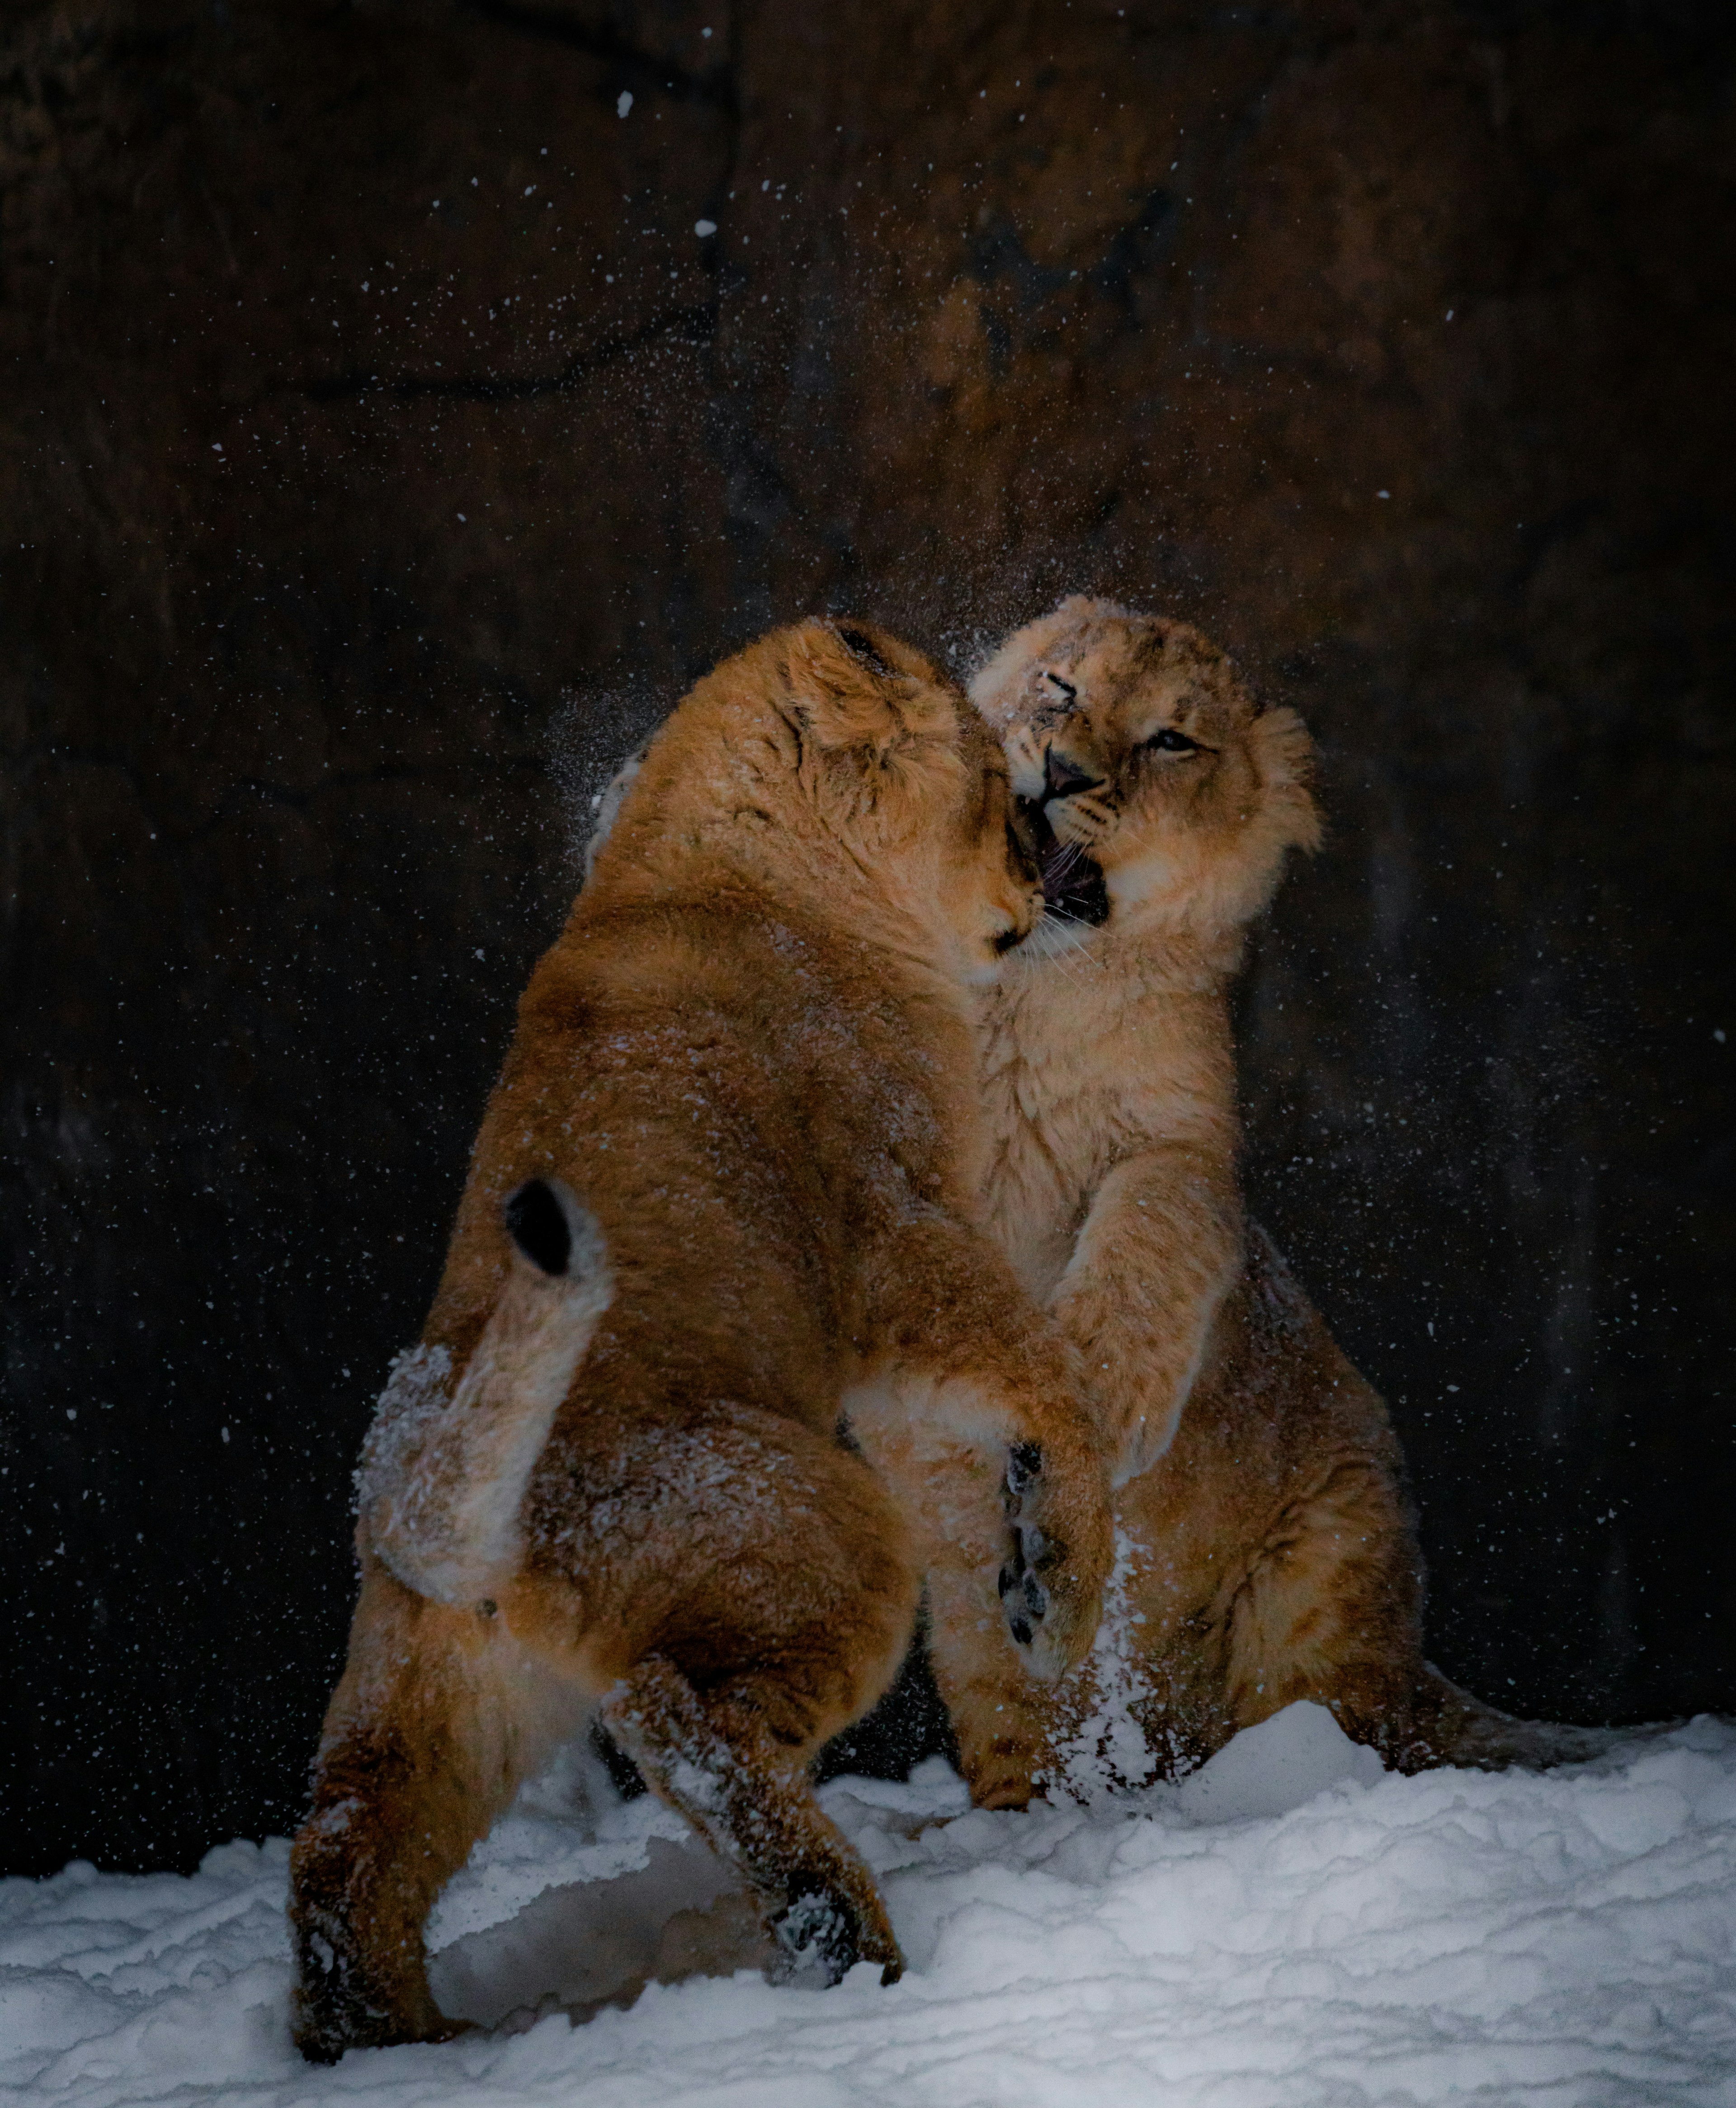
[929,596,1556,1809]
[288,620,1111,2058]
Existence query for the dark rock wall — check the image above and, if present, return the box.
[3,0,1731,1872]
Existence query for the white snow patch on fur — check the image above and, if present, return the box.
[1041,1525,1163,1801]
[359,1195,613,1604]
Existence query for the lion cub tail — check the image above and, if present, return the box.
[1410,1665,1626,1771]
[358,1178,613,1607]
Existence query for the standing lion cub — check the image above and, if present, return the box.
[288,620,1110,2058]
[926,595,1584,1809]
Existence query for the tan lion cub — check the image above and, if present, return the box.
[931,596,1568,1809]
[288,619,1111,2058]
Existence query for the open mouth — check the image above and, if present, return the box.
[1016,795,1111,929]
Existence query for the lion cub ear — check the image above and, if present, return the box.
[1252,704,1325,854]
[784,620,956,754]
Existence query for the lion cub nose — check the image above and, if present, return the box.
[1043,749,1103,802]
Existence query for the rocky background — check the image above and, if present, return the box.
[3,0,1731,1873]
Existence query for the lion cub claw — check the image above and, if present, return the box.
[997,1441,1093,1679]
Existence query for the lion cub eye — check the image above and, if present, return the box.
[1042,671,1078,703]
[1143,726,1198,754]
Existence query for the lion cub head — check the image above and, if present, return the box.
[589,618,1046,983]
[969,597,1320,947]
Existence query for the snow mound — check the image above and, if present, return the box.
[5,1706,1735,2108]
[1173,1697,1388,1822]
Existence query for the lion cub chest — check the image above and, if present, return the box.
[978,972,1130,1300]
[978,958,1235,1302]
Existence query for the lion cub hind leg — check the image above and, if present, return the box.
[604,1656,903,1985]
[583,1414,916,1988]
[1222,1452,1426,1761]
[290,1565,571,2061]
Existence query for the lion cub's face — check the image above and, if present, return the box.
[970,597,1320,944]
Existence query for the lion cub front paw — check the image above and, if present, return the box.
[997,1442,1065,1669]
[997,1438,1108,1682]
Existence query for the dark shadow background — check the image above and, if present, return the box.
[3,0,1732,1876]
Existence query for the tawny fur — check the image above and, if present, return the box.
[288,619,1112,2058]
[930,596,1599,1809]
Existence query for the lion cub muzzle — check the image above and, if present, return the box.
[1016,785,1112,931]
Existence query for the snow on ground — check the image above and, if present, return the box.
[5,1703,1736,2108]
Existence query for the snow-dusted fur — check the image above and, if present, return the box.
[288,619,1111,2060]
[929,597,1602,1809]
[581,737,649,880]
[359,1184,612,1606]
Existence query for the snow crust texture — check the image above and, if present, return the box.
[5,1705,1734,2108]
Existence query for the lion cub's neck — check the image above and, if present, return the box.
[980,917,1241,1302]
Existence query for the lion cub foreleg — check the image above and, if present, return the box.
[289,1561,575,2061]
[1052,1144,1241,1485]
[923,1554,1075,1808]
